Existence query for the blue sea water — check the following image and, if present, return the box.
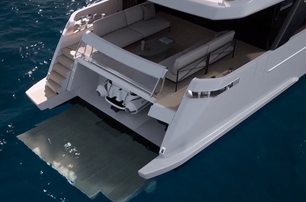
[1,1,306,202]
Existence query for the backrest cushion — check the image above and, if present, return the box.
[207,31,235,53]
[172,44,209,74]
[93,11,127,36]
[124,5,143,25]
[141,2,156,20]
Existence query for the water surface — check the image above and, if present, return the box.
[1,1,306,201]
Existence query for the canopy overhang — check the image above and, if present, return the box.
[149,0,285,20]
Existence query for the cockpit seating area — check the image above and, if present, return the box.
[159,31,236,91]
[73,2,264,114]
[92,2,170,48]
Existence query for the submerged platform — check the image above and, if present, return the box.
[18,105,157,202]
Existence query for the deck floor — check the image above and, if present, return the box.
[18,105,157,201]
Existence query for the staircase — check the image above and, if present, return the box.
[46,44,78,94]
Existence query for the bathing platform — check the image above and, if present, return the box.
[18,105,156,201]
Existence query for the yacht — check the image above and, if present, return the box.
[21,0,306,200]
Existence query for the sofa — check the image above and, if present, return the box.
[93,2,170,48]
[159,31,236,89]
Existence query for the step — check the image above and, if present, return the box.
[46,79,61,94]
[57,55,74,69]
[53,63,71,78]
[45,86,57,98]
[48,71,66,85]
[62,47,76,60]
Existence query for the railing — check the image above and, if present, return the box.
[174,39,236,91]
[77,32,168,97]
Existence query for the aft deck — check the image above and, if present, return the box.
[156,40,264,108]
[73,11,264,109]
[126,12,265,108]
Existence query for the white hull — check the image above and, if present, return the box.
[25,0,306,180]
[140,30,306,178]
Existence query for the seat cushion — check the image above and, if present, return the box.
[160,41,210,81]
[93,11,127,36]
[129,17,170,37]
[124,5,143,25]
[207,31,235,52]
[160,31,235,82]
[159,40,208,68]
[103,28,143,48]
[172,44,209,74]
[209,43,234,64]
